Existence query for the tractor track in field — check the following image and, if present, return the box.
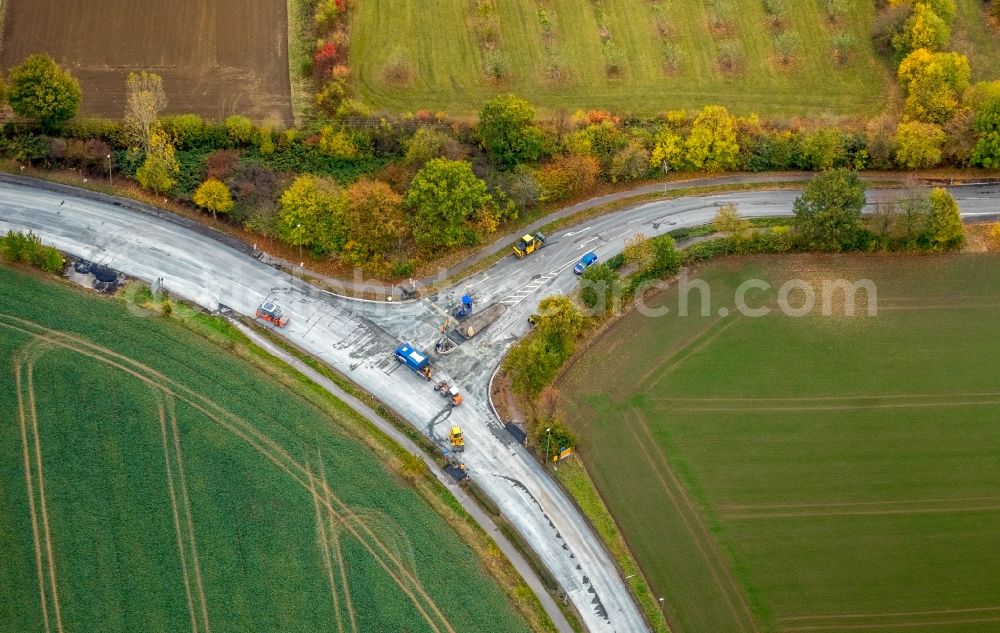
[0,313,455,633]
[777,606,1000,632]
[158,400,202,633]
[624,406,759,633]
[15,338,65,633]
[319,458,359,633]
[308,460,349,633]
[781,615,1000,631]
[14,348,54,633]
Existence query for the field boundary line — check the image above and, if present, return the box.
[14,353,52,633]
[319,457,358,633]
[721,503,1000,520]
[22,341,65,633]
[307,461,346,633]
[0,315,454,633]
[634,315,730,389]
[158,398,201,633]
[625,407,760,633]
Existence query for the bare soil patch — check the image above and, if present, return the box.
[0,0,292,125]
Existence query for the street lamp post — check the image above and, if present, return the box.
[544,427,552,466]
[107,154,113,186]
[296,223,303,263]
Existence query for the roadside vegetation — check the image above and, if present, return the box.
[0,263,543,633]
[1,0,998,283]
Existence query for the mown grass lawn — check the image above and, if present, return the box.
[558,254,1000,633]
[0,266,531,633]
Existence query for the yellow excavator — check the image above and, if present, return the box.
[449,426,465,452]
[513,232,546,258]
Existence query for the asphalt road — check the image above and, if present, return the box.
[1,177,997,633]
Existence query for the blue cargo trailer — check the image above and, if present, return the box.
[394,342,434,380]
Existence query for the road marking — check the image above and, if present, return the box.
[563,226,592,237]
[610,231,630,241]
[465,275,490,288]
[628,216,648,224]
[578,237,598,248]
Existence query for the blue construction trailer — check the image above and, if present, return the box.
[394,342,434,380]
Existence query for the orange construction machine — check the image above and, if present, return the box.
[256,301,290,327]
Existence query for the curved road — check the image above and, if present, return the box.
[1,175,997,633]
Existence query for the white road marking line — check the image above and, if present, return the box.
[610,231,630,241]
[563,226,592,237]
[628,216,648,224]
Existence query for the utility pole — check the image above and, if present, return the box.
[107,154,113,186]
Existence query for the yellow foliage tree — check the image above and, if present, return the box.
[193,178,235,219]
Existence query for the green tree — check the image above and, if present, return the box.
[685,105,739,171]
[343,179,407,264]
[404,158,489,251]
[136,130,180,193]
[8,53,82,128]
[897,48,970,123]
[478,94,545,169]
[925,187,964,250]
[277,175,347,255]
[792,169,867,251]
[535,295,584,354]
[714,203,751,239]
[404,127,464,166]
[124,71,167,154]
[895,120,945,169]
[801,128,847,170]
[971,95,1000,168]
[193,178,235,219]
[579,263,620,313]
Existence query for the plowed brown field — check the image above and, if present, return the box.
[0,0,292,125]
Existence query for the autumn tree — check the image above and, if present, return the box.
[343,179,407,264]
[801,128,847,170]
[277,175,348,255]
[404,158,489,251]
[136,130,179,193]
[623,233,655,270]
[892,1,951,58]
[478,94,545,169]
[193,178,235,219]
[609,139,651,183]
[685,105,739,171]
[224,115,255,145]
[124,71,167,154]
[536,154,600,202]
[714,203,752,239]
[897,48,970,123]
[894,120,946,169]
[8,53,82,129]
[792,169,867,251]
[649,128,685,171]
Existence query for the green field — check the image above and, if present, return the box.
[558,254,1000,633]
[0,267,531,633]
[352,0,894,117]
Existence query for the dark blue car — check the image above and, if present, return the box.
[574,251,598,274]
